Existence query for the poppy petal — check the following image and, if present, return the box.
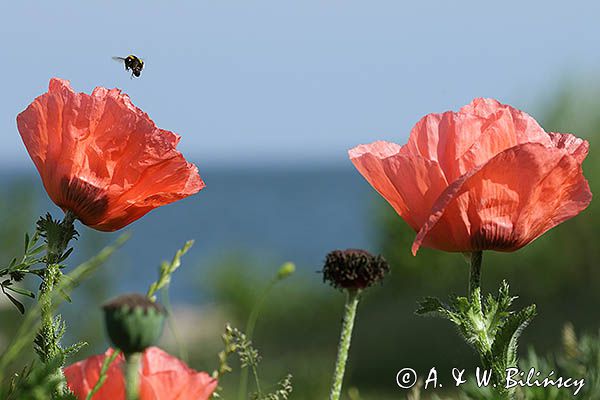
[350,141,448,230]
[412,143,592,254]
[17,78,204,231]
[64,349,125,399]
[65,347,217,400]
[548,132,589,163]
[404,98,552,183]
[141,347,217,400]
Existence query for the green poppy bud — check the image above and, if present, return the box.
[102,293,165,355]
[276,262,296,280]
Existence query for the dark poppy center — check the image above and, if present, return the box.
[470,223,519,251]
[58,177,109,224]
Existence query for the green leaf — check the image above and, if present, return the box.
[3,355,73,399]
[64,341,87,357]
[58,288,72,303]
[0,233,130,385]
[492,304,537,368]
[4,291,25,314]
[147,240,194,300]
[483,282,514,338]
[28,245,46,257]
[415,296,447,316]
[471,287,483,313]
[4,285,35,298]
[57,247,74,263]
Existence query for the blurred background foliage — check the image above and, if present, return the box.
[0,80,598,399]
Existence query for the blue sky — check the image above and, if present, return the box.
[1,1,600,166]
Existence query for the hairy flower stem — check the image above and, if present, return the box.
[125,352,141,400]
[468,251,512,400]
[468,251,482,303]
[38,262,66,394]
[36,211,77,393]
[38,263,62,362]
[38,211,76,350]
[329,289,361,400]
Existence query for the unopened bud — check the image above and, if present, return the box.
[102,293,165,355]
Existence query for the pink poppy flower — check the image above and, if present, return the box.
[349,98,592,255]
[17,78,204,231]
[64,347,217,400]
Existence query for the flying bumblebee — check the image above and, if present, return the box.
[112,55,144,78]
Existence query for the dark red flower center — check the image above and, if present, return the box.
[470,223,519,251]
[58,177,109,224]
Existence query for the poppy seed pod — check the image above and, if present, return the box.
[322,249,390,291]
[103,294,165,355]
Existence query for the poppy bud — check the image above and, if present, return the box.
[322,249,390,291]
[102,293,165,355]
[276,262,296,280]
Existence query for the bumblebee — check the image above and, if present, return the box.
[112,55,144,78]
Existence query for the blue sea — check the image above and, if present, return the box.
[0,164,379,303]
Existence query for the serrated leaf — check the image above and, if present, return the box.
[452,296,471,313]
[497,280,516,311]
[492,304,537,368]
[415,296,446,315]
[471,287,483,313]
[64,341,87,357]
[484,298,507,336]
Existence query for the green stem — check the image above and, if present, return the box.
[125,352,141,400]
[251,364,262,398]
[161,286,187,362]
[329,289,361,400]
[38,262,67,395]
[86,350,121,400]
[467,252,512,400]
[36,211,77,393]
[238,278,277,400]
[246,279,276,343]
[468,251,483,302]
[38,263,61,362]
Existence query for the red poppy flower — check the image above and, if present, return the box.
[64,347,218,400]
[349,98,592,255]
[17,78,204,231]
